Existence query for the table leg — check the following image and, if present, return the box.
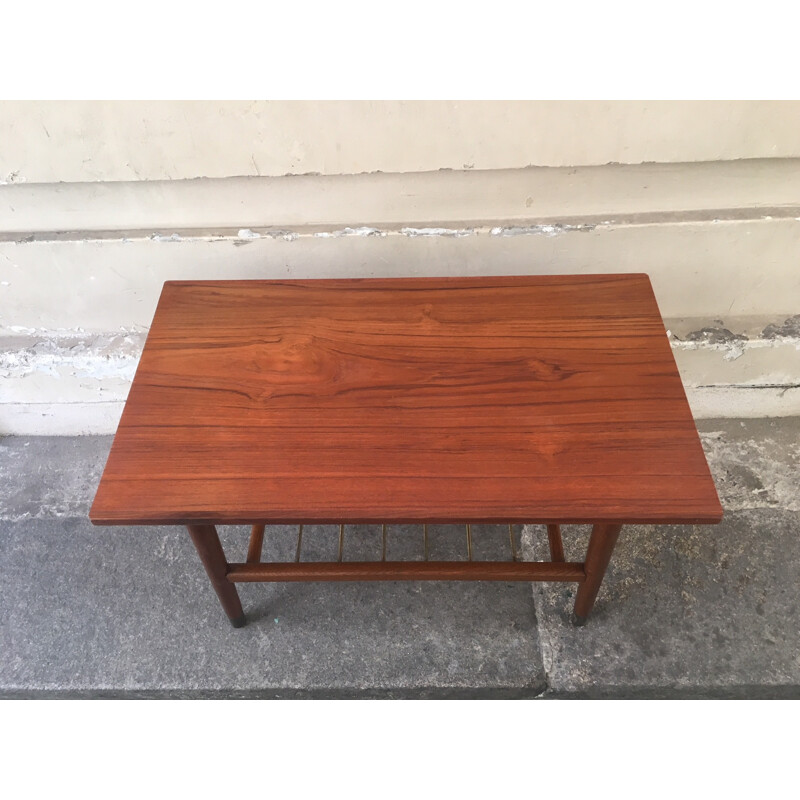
[573,523,623,625]
[187,524,246,628]
[546,524,565,562]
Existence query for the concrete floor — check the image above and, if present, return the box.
[0,418,798,698]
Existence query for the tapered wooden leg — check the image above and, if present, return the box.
[247,524,265,564]
[573,523,623,625]
[187,524,246,628]
[547,524,565,562]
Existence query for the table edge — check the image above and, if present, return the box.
[88,511,725,527]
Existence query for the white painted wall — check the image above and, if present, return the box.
[2,100,799,183]
[1,101,799,434]
[4,159,800,234]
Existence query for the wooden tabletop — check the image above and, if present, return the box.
[90,275,722,526]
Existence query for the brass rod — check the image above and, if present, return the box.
[382,523,387,561]
[466,523,473,561]
[423,524,429,561]
[338,523,344,562]
[295,524,304,563]
[508,523,518,562]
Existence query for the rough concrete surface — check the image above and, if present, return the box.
[0,419,798,698]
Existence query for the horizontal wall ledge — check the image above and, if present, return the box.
[1,158,799,236]
[1,217,798,332]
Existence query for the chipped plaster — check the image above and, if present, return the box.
[0,332,145,383]
[668,317,800,366]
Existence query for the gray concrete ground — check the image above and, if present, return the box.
[0,419,798,698]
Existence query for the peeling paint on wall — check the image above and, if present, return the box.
[683,327,749,346]
[3,221,611,245]
[400,227,474,238]
[681,327,749,361]
[490,223,596,237]
[314,227,387,238]
[762,314,800,339]
[669,324,800,363]
[264,230,298,242]
[0,332,145,382]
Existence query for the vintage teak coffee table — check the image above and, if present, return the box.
[90,275,722,627]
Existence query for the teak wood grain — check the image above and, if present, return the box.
[89,275,723,526]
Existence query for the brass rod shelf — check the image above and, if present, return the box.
[246,522,530,567]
